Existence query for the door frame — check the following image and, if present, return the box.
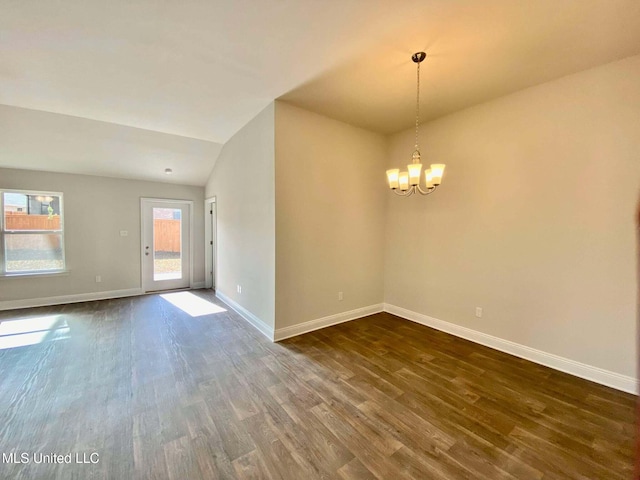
[140,197,195,291]
[204,196,217,290]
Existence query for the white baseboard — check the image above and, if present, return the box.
[0,288,145,311]
[274,304,385,341]
[384,303,638,395]
[215,291,274,341]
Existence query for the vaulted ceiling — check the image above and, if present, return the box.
[1,0,639,185]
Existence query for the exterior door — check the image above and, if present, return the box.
[141,199,190,292]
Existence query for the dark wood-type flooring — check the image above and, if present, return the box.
[0,290,635,479]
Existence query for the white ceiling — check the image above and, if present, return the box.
[1,0,639,184]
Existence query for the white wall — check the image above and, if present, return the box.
[0,104,222,186]
[275,102,387,330]
[204,104,276,329]
[0,167,205,304]
[385,55,640,378]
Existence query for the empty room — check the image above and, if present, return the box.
[1,1,639,479]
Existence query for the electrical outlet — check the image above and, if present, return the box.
[237,285,242,294]
[338,291,343,301]
[475,307,483,318]
[95,275,102,283]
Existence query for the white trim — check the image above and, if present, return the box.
[0,270,70,278]
[188,200,195,288]
[0,288,144,311]
[215,291,274,341]
[384,303,638,395]
[274,304,385,341]
[191,281,206,289]
[204,196,216,290]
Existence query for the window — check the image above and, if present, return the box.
[1,190,65,275]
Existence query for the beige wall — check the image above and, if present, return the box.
[204,104,276,328]
[275,102,386,329]
[385,55,640,377]
[0,167,205,302]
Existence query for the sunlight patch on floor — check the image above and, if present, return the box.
[160,292,226,317]
[0,315,70,350]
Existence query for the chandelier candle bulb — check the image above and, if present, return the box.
[430,164,446,185]
[407,163,423,186]
[386,169,400,189]
[425,169,435,189]
[399,172,410,191]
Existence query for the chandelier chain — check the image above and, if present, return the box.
[415,59,420,151]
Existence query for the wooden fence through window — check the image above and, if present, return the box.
[5,213,61,230]
[153,219,181,253]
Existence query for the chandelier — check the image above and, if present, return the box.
[386,52,445,196]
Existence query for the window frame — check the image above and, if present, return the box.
[0,189,66,276]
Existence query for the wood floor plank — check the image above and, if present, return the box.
[182,402,237,479]
[163,435,202,480]
[309,402,409,480]
[200,379,257,462]
[507,426,630,480]
[447,437,542,480]
[242,413,318,480]
[355,399,455,454]
[0,290,634,479]
[232,450,270,480]
[336,457,377,480]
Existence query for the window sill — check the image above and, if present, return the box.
[0,270,70,279]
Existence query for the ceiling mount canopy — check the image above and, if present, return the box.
[386,51,445,197]
[411,51,426,63]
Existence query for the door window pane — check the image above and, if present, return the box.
[153,208,182,281]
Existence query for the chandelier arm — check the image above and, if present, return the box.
[416,185,437,195]
[392,189,411,197]
[398,186,417,197]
